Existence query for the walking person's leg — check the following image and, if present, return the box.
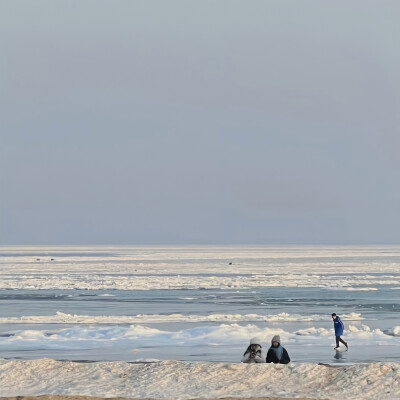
[338,336,348,348]
[335,336,340,349]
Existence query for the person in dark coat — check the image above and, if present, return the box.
[266,335,290,364]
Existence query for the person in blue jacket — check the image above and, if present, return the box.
[332,313,348,350]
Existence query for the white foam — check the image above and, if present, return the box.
[0,358,400,399]
[0,311,365,324]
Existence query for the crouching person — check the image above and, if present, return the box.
[266,335,290,364]
[242,337,264,363]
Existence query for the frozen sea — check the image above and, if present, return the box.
[1,245,400,366]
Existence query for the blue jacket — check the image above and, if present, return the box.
[333,316,344,336]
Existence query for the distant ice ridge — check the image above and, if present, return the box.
[0,311,364,324]
[0,359,400,399]
[1,245,400,290]
[0,273,398,290]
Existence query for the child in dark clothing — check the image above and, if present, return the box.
[266,335,290,364]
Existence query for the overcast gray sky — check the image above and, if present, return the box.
[1,1,399,245]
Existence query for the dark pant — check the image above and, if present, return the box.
[336,336,347,347]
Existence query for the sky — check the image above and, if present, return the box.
[1,0,399,245]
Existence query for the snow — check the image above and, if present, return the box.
[0,358,400,399]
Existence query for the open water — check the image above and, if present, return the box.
[1,245,400,364]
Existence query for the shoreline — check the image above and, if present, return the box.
[0,397,320,400]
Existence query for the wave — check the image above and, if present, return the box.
[383,326,400,337]
[2,324,286,347]
[0,358,400,399]
[0,311,364,324]
[294,324,390,339]
[1,321,398,351]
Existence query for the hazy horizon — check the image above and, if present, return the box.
[1,1,399,245]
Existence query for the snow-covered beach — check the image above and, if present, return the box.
[1,359,400,399]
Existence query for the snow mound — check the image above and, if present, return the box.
[0,359,400,399]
